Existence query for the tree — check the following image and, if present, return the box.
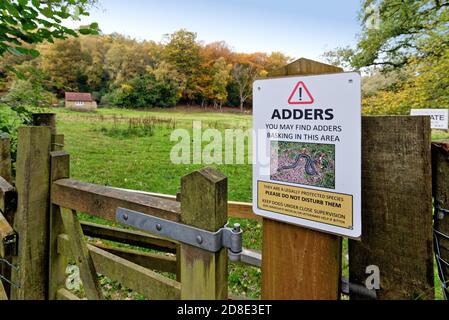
[210,58,232,109]
[264,52,292,72]
[0,0,98,58]
[104,61,184,108]
[163,29,201,102]
[200,41,233,62]
[38,38,87,92]
[328,0,449,70]
[231,63,259,112]
[80,34,111,92]
[363,48,449,114]
[105,36,149,88]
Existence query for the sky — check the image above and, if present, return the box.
[69,0,362,61]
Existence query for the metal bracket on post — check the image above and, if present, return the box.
[116,208,243,256]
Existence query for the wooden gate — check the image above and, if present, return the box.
[1,117,231,300]
[0,104,446,300]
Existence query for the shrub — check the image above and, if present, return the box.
[0,105,33,168]
[1,79,54,108]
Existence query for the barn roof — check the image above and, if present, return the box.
[65,92,93,101]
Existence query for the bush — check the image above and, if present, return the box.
[1,79,55,108]
[0,76,53,167]
[0,105,33,168]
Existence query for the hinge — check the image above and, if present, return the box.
[116,208,243,254]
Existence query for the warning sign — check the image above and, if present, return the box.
[257,181,353,229]
[288,81,314,104]
[253,72,362,238]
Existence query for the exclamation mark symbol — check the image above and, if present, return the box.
[299,87,302,101]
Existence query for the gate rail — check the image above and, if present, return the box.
[0,113,445,300]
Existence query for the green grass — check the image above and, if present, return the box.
[51,107,260,298]
[432,130,449,141]
[50,107,446,300]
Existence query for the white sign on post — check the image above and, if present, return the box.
[253,72,362,239]
[410,109,449,130]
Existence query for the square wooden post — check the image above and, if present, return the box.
[10,126,51,300]
[349,117,434,299]
[262,58,343,300]
[180,168,228,300]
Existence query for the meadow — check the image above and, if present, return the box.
[51,107,262,298]
[51,107,448,299]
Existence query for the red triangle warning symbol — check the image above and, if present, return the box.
[288,81,314,105]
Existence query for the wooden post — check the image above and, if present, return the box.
[349,117,434,300]
[0,133,13,297]
[52,134,65,152]
[0,133,12,184]
[262,58,343,300]
[175,188,182,282]
[432,140,449,299]
[32,112,64,152]
[10,127,51,300]
[180,168,228,300]
[48,151,70,300]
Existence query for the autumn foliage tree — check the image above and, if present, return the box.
[324,0,449,115]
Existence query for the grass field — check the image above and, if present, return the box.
[50,107,448,300]
[51,107,261,298]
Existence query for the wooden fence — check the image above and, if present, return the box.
[0,112,446,300]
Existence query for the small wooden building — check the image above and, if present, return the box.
[64,92,97,111]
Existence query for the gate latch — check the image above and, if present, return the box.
[116,208,243,255]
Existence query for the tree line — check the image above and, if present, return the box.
[0,29,291,111]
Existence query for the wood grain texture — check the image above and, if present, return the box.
[432,140,449,299]
[57,234,181,300]
[124,189,261,221]
[262,59,343,300]
[52,134,65,152]
[92,242,177,274]
[0,133,12,184]
[48,151,70,300]
[56,288,81,301]
[180,168,228,300]
[349,116,434,300]
[80,221,177,253]
[52,179,180,223]
[11,127,51,300]
[60,207,104,300]
[269,58,343,78]
[0,281,7,300]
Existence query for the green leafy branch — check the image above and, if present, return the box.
[0,0,99,58]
